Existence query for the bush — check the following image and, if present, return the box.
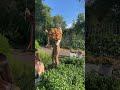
[60,57,85,68]
[39,52,52,67]
[61,32,85,50]
[35,26,47,45]
[86,72,120,90]
[9,60,34,90]
[35,40,41,50]
[37,58,85,90]
[87,35,120,58]
[35,40,52,67]
[0,34,34,90]
[0,34,11,58]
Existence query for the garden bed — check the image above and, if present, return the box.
[86,72,120,90]
[37,57,85,90]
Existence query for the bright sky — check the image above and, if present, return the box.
[43,0,85,28]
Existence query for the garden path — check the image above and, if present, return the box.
[11,47,70,65]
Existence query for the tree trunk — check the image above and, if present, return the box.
[46,36,51,48]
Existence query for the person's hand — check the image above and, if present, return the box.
[45,29,48,33]
[56,40,61,45]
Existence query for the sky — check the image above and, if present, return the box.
[43,0,85,28]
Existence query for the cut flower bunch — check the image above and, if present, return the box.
[48,28,62,41]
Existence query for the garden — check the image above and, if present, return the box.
[35,0,85,89]
[0,0,120,90]
[35,40,85,90]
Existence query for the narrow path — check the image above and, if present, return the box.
[40,47,70,57]
[12,49,34,65]
[11,47,70,66]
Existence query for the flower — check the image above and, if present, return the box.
[48,28,62,41]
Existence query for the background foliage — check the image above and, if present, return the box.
[35,0,85,50]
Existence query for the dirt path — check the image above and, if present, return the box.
[12,49,34,65]
[11,47,70,65]
[40,47,70,57]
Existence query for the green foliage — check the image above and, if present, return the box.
[35,40,40,50]
[35,1,84,50]
[35,1,53,45]
[35,1,67,45]
[0,0,34,45]
[0,34,11,58]
[74,13,85,34]
[37,58,85,90]
[87,35,120,58]
[60,57,85,68]
[60,13,85,50]
[0,34,34,90]
[39,52,52,67]
[53,15,66,29]
[9,59,34,90]
[35,40,51,67]
[86,72,120,90]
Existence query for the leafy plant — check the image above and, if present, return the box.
[37,58,85,90]
[9,59,34,90]
[0,34,11,58]
[86,72,120,90]
[39,52,52,67]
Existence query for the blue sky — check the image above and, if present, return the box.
[43,0,85,28]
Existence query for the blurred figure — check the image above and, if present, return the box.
[0,53,20,90]
[45,29,51,48]
[52,27,62,65]
[35,50,44,76]
[35,50,44,86]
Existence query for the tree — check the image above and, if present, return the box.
[35,0,54,45]
[0,0,34,47]
[53,15,66,29]
[74,13,85,36]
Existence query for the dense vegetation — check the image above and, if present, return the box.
[9,59,34,90]
[37,57,85,90]
[35,41,85,90]
[35,0,85,50]
[86,72,120,90]
[87,35,120,58]
[0,34,11,57]
[0,35,34,90]
[0,0,34,46]
[86,0,120,58]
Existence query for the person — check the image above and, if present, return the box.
[35,51,44,77]
[45,29,51,48]
[52,27,62,65]
[0,53,20,90]
[35,50,44,86]
[77,51,82,58]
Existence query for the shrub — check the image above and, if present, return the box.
[60,57,85,68]
[37,58,85,90]
[86,72,120,90]
[0,34,11,58]
[87,35,120,58]
[39,52,52,67]
[9,60,34,90]
[35,40,41,50]
[61,32,85,50]
[0,34,34,90]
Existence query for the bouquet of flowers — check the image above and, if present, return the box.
[48,28,62,41]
